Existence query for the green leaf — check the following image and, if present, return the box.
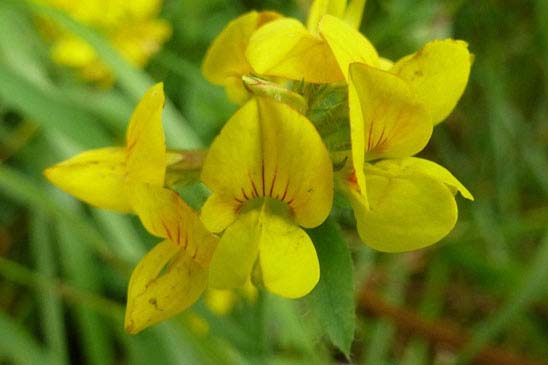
[307,217,355,356]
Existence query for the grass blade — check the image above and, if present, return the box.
[457,229,548,363]
[30,209,69,365]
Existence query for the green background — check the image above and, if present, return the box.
[1,0,547,364]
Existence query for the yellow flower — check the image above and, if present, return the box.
[245,2,378,84]
[341,62,474,252]
[322,23,473,125]
[307,0,367,31]
[204,1,473,254]
[124,236,213,334]
[42,0,171,84]
[44,83,167,214]
[202,10,281,103]
[308,14,474,251]
[44,84,217,333]
[202,1,375,98]
[200,97,333,298]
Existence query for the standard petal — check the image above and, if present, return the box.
[390,39,472,125]
[350,163,458,252]
[125,83,166,186]
[201,98,333,230]
[246,18,344,83]
[372,157,474,200]
[124,240,208,334]
[349,62,432,162]
[319,14,379,80]
[44,147,131,212]
[255,98,333,228]
[208,210,261,289]
[200,100,263,212]
[258,208,319,298]
[130,184,218,266]
[202,11,280,103]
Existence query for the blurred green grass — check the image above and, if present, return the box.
[1,0,548,364]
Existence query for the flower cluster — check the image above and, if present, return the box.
[45,0,473,333]
[38,0,171,84]
[202,0,474,252]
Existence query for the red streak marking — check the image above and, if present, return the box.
[281,181,290,202]
[367,119,374,151]
[241,188,250,200]
[126,138,137,154]
[348,171,358,184]
[286,198,294,206]
[269,170,277,197]
[377,124,387,149]
[251,180,259,198]
[161,221,173,241]
[368,103,384,151]
[183,234,189,250]
[176,224,181,245]
[261,159,266,196]
[234,197,243,204]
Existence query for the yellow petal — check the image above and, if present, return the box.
[202,11,280,103]
[201,98,333,230]
[112,20,172,68]
[200,192,239,233]
[257,207,319,298]
[208,210,261,289]
[129,183,218,266]
[343,0,367,29]
[349,62,432,162]
[349,162,458,252]
[307,0,346,32]
[44,147,131,212]
[50,35,97,68]
[124,240,208,334]
[223,76,252,104]
[319,14,379,80]
[378,57,394,71]
[390,39,472,125]
[373,157,474,200]
[126,0,162,20]
[246,18,344,83]
[200,101,262,221]
[125,83,166,186]
[205,289,237,316]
